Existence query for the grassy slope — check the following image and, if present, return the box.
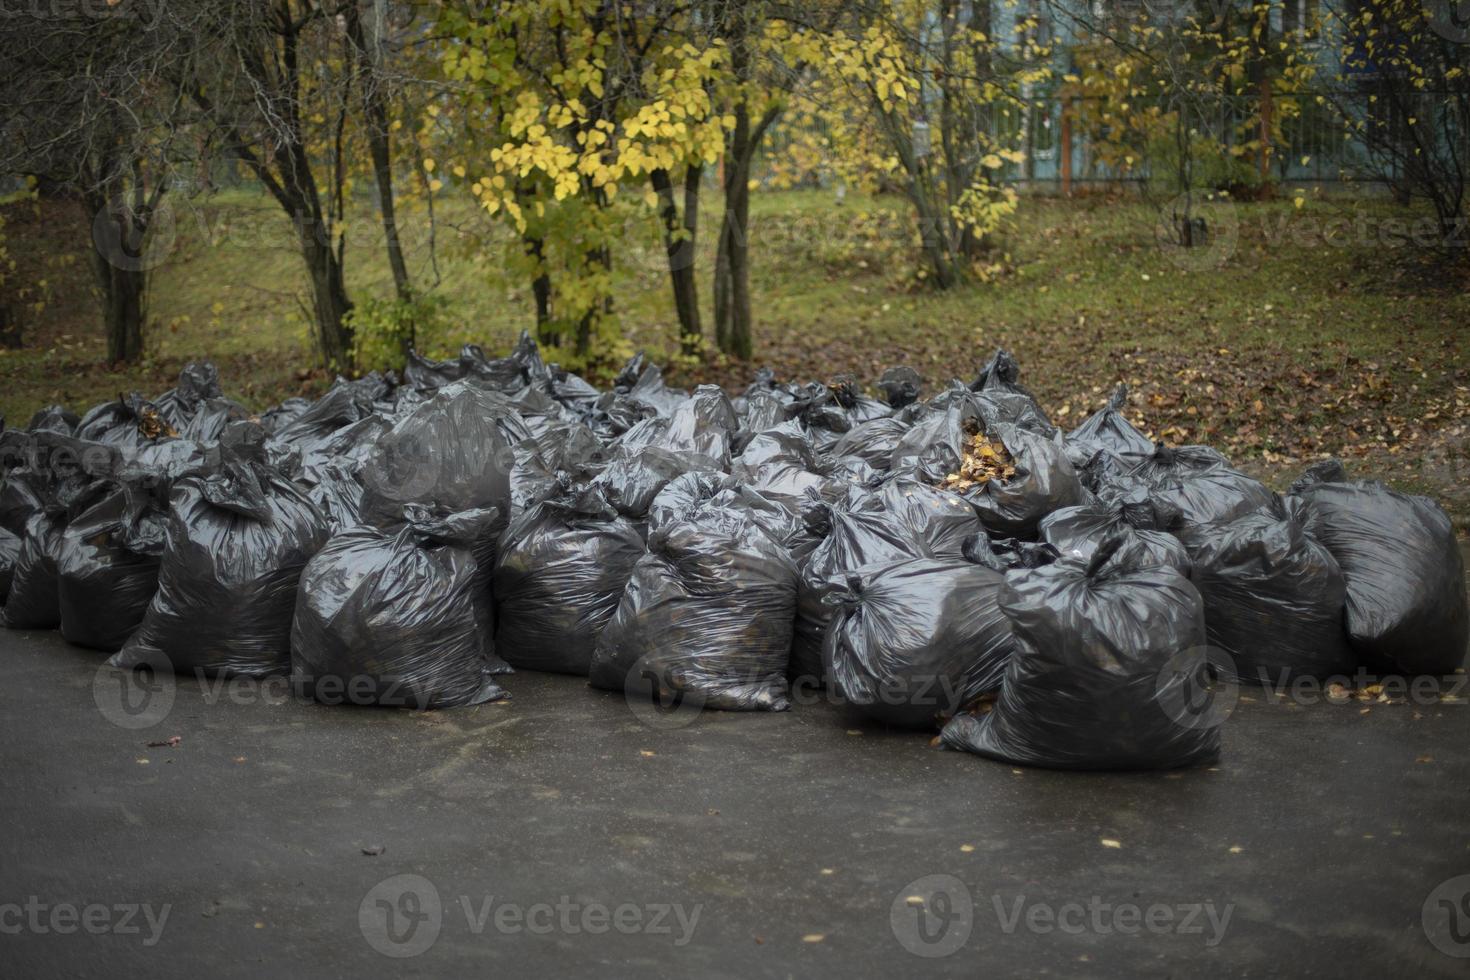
[2,186,1466,518]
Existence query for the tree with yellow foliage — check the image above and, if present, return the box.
[776,0,1045,289]
[438,0,732,368]
[1318,0,1470,244]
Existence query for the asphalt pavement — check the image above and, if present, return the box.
[2,624,1469,978]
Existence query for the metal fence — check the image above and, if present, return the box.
[756,88,1461,192]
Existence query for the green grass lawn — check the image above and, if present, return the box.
[2,184,1467,520]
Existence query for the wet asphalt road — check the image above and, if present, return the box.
[2,620,1470,979]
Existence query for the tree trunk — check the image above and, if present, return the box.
[716,150,754,360]
[715,103,778,360]
[527,235,553,340]
[346,1,411,314]
[299,222,354,369]
[84,191,148,364]
[651,165,703,353]
[214,18,354,371]
[574,242,611,358]
[105,265,147,363]
[714,117,752,358]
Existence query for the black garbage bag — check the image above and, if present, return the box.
[121,438,212,494]
[2,513,67,629]
[1127,443,1274,529]
[889,396,981,480]
[403,349,457,389]
[956,423,1085,539]
[273,382,378,456]
[825,375,891,424]
[823,557,1016,729]
[291,507,508,708]
[736,386,795,440]
[783,383,854,455]
[968,349,1054,432]
[1040,489,1191,576]
[605,354,688,422]
[1,434,100,630]
[961,533,1060,573]
[973,388,1057,437]
[0,525,18,601]
[651,474,819,564]
[178,397,252,444]
[1067,385,1154,467]
[76,393,179,457]
[731,420,828,504]
[589,503,798,711]
[506,444,560,519]
[1076,447,1138,496]
[878,366,923,408]
[617,385,738,467]
[259,397,312,435]
[358,385,516,671]
[295,459,366,533]
[1290,462,1468,675]
[826,455,883,488]
[594,445,721,520]
[498,379,575,438]
[493,484,645,676]
[282,414,392,477]
[646,470,729,531]
[508,421,609,518]
[875,479,984,555]
[940,537,1220,771]
[1181,512,1354,684]
[546,364,603,418]
[153,361,224,430]
[891,399,1080,537]
[0,434,57,534]
[459,332,549,393]
[27,405,79,435]
[794,489,977,683]
[109,425,330,678]
[969,348,1028,396]
[404,342,538,394]
[358,381,515,529]
[831,416,911,470]
[57,482,168,651]
[343,369,400,408]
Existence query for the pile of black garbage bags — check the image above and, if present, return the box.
[2,338,1465,771]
